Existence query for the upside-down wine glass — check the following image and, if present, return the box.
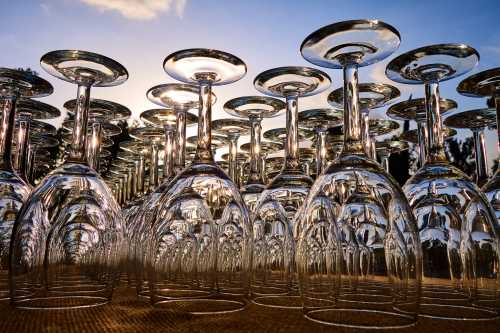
[0,68,53,301]
[251,66,331,309]
[444,108,496,187]
[10,50,127,309]
[298,19,421,328]
[224,96,286,212]
[328,83,400,159]
[387,43,499,320]
[144,48,252,314]
[458,67,500,226]
[387,98,457,167]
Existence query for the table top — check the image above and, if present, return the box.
[0,286,498,333]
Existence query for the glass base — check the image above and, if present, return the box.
[153,297,247,315]
[252,295,302,309]
[12,295,110,310]
[304,308,417,329]
[419,303,500,321]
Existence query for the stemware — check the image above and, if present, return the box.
[251,66,331,309]
[212,118,251,184]
[147,83,206,173]
[387,43,499,320]
[457,68,500,224]
[298,19,421,328]
[24,134,59,184]
[376,139,410,173]
[0,68,53,301]
[12,99,60,182]
[444,108,496,186]
[10,50,127,309]
[224,96,286,212]
[130,127,165,191]
[240,141,283,186]
[299,108,343,176]
[143,48,252,314]
[328,83,400,158]
[387,98,457,167]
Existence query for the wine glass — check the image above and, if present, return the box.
[299,108,343,176]
[387,98,457,167]
[298,19,421,328]
[212,118,251,184]
[64,98,130,172]
[457,68,500,224]
[12,99,59,183]
[328,83,400,158]
[143,48,252,314]
[251,66,331,309]
[240,141,283,186]
[130,127,165,192]
[0,68,53,301]
[147,83,204,174]
[10,50,127,309]
[376,139,410,173]
[444,108,496,186]
[223,96,286,212]
[387,43,499,320]
[23,133,59,185]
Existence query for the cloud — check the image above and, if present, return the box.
[80,0,187,20]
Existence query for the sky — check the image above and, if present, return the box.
[1,0,500,166]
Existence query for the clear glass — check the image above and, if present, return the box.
[143,49,252,314]
[299,20,421,329]
[387,44,499,321]
[252,66,331,309]
[403,83,499,320]
[0,97,31,301]
[296,63,420,329]
[10,50,126,309]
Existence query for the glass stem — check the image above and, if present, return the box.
[0,95,17,171]
[70,84,91,162]
[247,115,263,185]
[15,113,31,182]
[118,177,124,205]
[138,154,145,194]
[261,154,267,184]
[381,153,390,173]
[175,108,187,173]
[495,96,500,174]
[126,167,133,201]
[316,128,327,176]
[425,82,446,163]
[133,159,140,198]
[26,143,34,184]
[360,111,372,158]
[284,93,301,172]
[86,122,102,171]
[472,129,489,185]
[416,121,428,167]
[195,81,214,163]
[228,135,239,183]
[342,63,363,154]
[149,142,159,191]
[164,125,175,180]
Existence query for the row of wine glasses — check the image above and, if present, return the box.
[0,19,498,330]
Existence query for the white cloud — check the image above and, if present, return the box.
[80,0,187,20]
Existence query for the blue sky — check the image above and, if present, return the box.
[1,0,500,165]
